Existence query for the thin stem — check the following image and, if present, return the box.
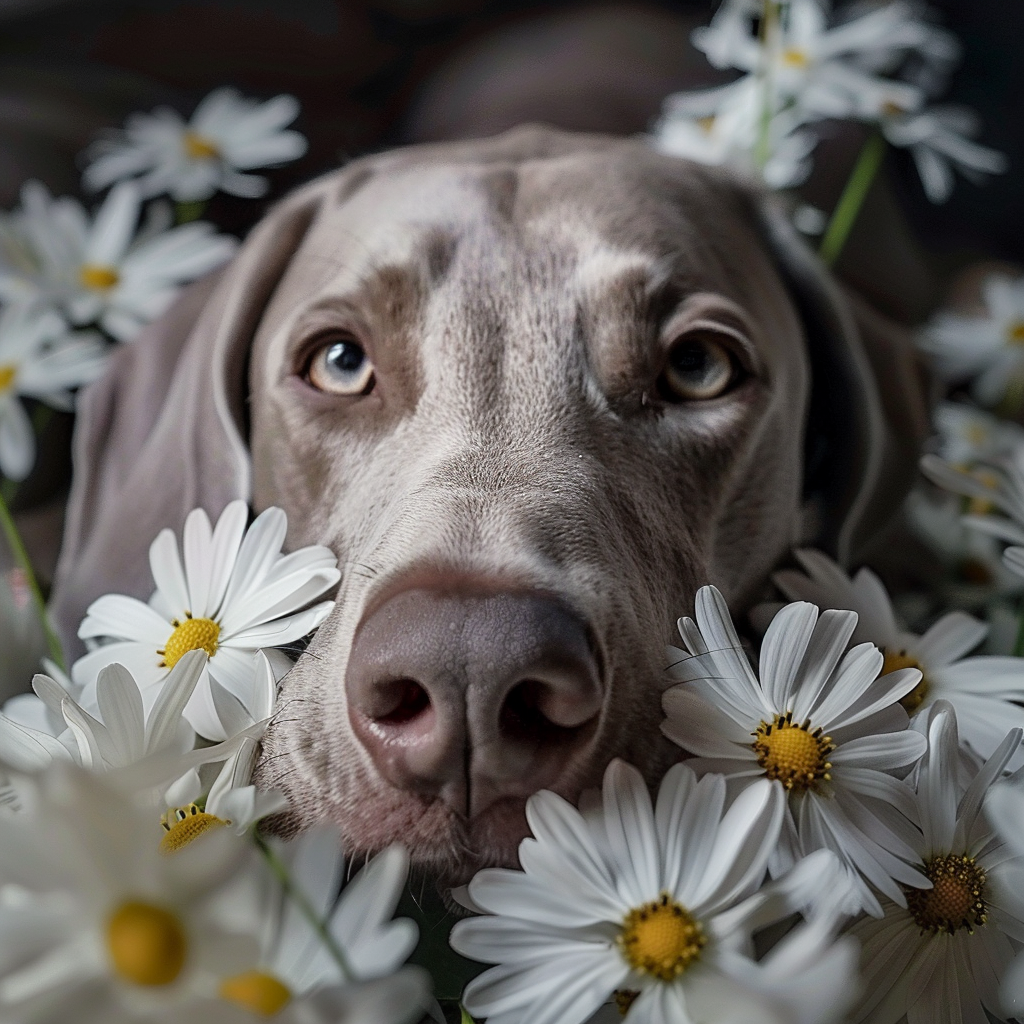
[175,200,207,225]
[0,489,65,670]
[1013,602,1024,658]
[755,1,781,172]
[255,834,356,983]
[819,130,887,267]
[461,1007,475,1024]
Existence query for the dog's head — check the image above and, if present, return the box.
[51,126,928,882]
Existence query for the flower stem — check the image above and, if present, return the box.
[175,200,207,224]
[0,489,65,671]
[755,0,781,172]
[461,1007,475,1024]
[1013,604,1024,658]
[819,131,887,267]
[255,834,356,983]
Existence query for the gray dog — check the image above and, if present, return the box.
[50,126,928,882]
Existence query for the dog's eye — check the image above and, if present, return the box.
[307,338,375,396]
[659,334,740,402]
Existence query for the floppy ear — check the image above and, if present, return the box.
[49,172,349,659]
[758,202,931,566]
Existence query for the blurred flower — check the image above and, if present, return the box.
[880,104,1007,203]
[161,827,430,1022]
[451,759,858,1024]
[72,501,339,739]
[984,780,1024,1018]
[662,585,927,917]
[904,487,1023,603]
[0,652,255,811]
[918,274,1024,406]
[922,453,1024,583]
[83,88,308,203]
[931,401,1024,467]
[0,764,264,1022]
[0,302,107,480]
[771,549,1024,765]
[653,77,818,189]
[0,180,237,343]
[848,703,1024,1024]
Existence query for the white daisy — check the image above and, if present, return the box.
[0,652,259,816]
[0,763,265,1023]
[83,88,308,203]
[849,701,1024,1024]
[653,76,818,189]
[931,401,1024,468]
[921,453,1024,585]
[72,500,339,740]
[918,273,1024,406]
[0,180,237,343]
[238,830,425,1008]
[451,758,858,1024]
[0,302,107,480]
[771,549,1024,765]
[880,104,1007,203]
[158,654,287,851]
[692,0,927,124]
[662,585,928,917]
[905,487,1024,608]
[984,779,1024,1019]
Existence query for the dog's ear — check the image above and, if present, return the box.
[758,202,931,566]
[50,171,356,658]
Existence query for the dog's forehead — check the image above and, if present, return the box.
[291,153,754,300]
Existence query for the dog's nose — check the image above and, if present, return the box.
[346,587,603,817]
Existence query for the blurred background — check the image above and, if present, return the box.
[1,0,1020,305]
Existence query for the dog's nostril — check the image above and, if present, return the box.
[499,675,598,741]
[374,679,431,725]
[500,679,586,742]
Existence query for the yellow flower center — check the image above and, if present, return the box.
[0,364,17,394]
[1006,320,1024,346]
[106,900,187,986]
[79,263,120,291]
[752,712,833,792]
[160,803,231,853]
[905,854,988,934]
[183,131,221,161]
[881,649,929,713]
[220,971,293,1017]
[697,116,716,134]
[159,615,221,668]
[781,48,810,68]
[618,893,705,982]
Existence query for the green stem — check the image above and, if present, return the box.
[1013,603,1024,658]
[755,1,780,173]
[255,835,356,983]
[175,200,207,225]
[461,1007,475,1024]
[0,489,64,670]
[819,131,887,267]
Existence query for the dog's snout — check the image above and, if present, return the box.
[346,586,603,817]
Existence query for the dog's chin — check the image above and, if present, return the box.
[323,789,532,887]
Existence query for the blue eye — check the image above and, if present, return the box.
[307,337,375,395]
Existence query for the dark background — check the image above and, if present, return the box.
[1,0,1020,298]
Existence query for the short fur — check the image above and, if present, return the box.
[50,126,928,881]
